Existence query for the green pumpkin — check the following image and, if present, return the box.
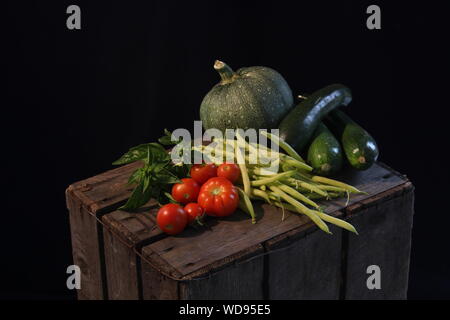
[200,60,294,132]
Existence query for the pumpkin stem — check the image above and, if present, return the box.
[214,60,236,84]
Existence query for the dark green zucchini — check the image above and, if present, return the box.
[307,122,343,176]
[278,84,352,152]
[325,109,379,170]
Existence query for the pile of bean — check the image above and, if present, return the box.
[193,132,362,234]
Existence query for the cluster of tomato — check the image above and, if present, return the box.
[156,163,241,235]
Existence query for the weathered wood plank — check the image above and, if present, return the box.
[66,189,105,300]
[102,206,267,300]
[103,229,140,299]
[319,162,407,214]
[146,205,306,276]
[143,163,407,278]
[68,159,412,300]
[69,161,142,214]
[66,161,142,300]
[343,182,414,299]
[139,243,265,300]
[265,216,344,300]
[101,206,164,300]
[178,245,265,300]
[140,246,182,299]
[140,261,179,300]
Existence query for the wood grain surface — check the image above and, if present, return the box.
[67,161,413,300]
[66,161,142,299]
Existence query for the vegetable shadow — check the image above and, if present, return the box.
[172,201,266,238]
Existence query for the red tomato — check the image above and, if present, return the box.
[156,204,187,235]
[190,163,218,184]
[184,202,205,224]
[217,163,240,183]
[171,178,200,204]
[197,177,239,217]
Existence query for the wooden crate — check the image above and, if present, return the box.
[66,162,414,300]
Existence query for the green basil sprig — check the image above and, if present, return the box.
[113,130,190,211]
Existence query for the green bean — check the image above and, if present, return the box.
[260,131,305,162]
[306,192,344,200]
[280,203,357,234]
[235,132,251,197]
[238,198,250,214]
[248,143,289,165]
[283,178,328,197]
[251,170,296,187]
[267,192,287,220]
[252,188,271,203]
[275,183,320,209]
[292,171,314,181]
[247,160,279,169]
[269,185,331,234]
[311,176,365,194]
[281,162,292,172]
[268,192,278,202]
[233,134,277,165]
[299,182,328,197]
[288,186,312,193]
[271,200,288,221]
[249,141,279,152]
[237,187,256,224]
[281,156,313,172]
[312,210,358,234]
[251,166,280,176]
[315,185,348,193]
[193,145,236,164]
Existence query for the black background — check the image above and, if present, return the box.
[3,0,449,299]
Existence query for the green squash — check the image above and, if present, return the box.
[200,60,294,132]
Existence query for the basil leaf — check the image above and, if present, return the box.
[151,161,170,173]
[156,192,178,206]
[112,143,166,165]
[158,136,173,146]
[115,130,194,211]
[158,129,181,146]
[157,175,181,185]
[142,175,151,193]
[157,169,181,184]
[128,168,144,185]
[169,163,192,179]
[164,192,179,204]
[119,181,153,211]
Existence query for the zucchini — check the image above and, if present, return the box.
[307,122,343,176]
[278,84,352,152]
[325,109,379,170]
